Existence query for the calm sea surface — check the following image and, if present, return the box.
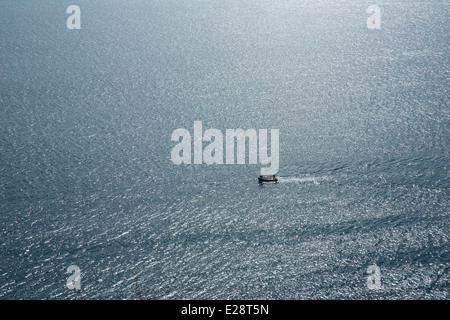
[0,0,449,299]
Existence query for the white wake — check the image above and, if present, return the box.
[277,176,330,184]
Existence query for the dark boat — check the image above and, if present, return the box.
[258,175,278,183]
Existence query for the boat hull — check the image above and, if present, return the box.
[258,176,278,183]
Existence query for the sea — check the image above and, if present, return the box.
[0,0,448,299]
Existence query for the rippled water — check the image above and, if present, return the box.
[1,0,449,299]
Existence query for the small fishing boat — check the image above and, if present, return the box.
[258,175,278,183]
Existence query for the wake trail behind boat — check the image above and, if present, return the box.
[277,176,331,184]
